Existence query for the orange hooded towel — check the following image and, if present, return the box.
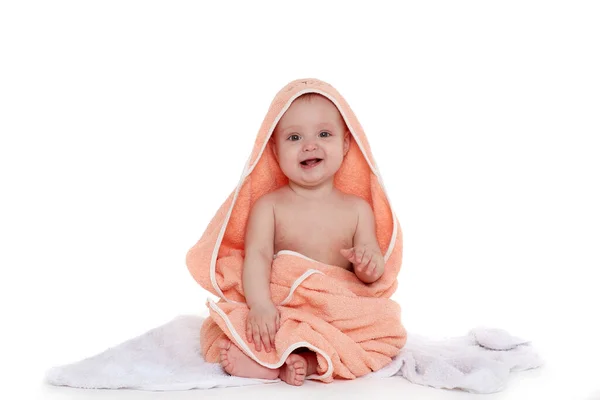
[186,78,407,382]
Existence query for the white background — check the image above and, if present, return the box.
[1,1,599,399]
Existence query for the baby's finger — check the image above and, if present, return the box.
[252,325,262,352]
[356,253,370,271]
[246,321,253,343]
[366,257,377,275]
[260,325,271,352]
[340,247,355,261]
[356,248,366,264]
[355,259,366,272]
[267,321,275,350]
[361,252,373,272]
[276,313,281,331]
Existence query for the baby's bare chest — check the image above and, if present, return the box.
[273,203,357,267]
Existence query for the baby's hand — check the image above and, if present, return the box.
[340,245,384,283]
[246,301,280,353]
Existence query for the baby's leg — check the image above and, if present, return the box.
[279,349,318,386]
[218,338,279,379]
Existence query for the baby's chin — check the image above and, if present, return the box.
[289,173,335,188]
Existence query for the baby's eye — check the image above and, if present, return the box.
[319,131,331,137]
[287,134,300,141]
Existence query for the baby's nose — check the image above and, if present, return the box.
[303,141,317,151]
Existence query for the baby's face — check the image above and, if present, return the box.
[271,95,349,188]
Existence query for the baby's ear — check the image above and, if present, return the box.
[343,130,350,156]
[270,136,279,161]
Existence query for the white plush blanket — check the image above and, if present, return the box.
[45,315,543,393]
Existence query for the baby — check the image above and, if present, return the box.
[217,93,385,385]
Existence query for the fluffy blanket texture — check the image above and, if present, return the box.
[45,315,542,393]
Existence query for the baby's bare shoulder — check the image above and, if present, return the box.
[340,192,370,209]
[265,186,298,205]
[250,192,277,216]
[252,188,287,214]
[264,187,285,203]
[339,194,374,222]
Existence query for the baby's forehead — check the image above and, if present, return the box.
[274,94,344,134]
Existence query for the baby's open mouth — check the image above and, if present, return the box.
[300,158,323,168]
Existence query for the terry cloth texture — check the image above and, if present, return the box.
[185,78,406,381]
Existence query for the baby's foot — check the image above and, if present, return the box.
[279,354,308,386]
[218,338,279,379]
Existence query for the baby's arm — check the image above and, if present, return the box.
[242,195,280,352]
[341,198,385,283]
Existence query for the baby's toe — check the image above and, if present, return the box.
[219,349,227,360]
[220,360,231,375]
